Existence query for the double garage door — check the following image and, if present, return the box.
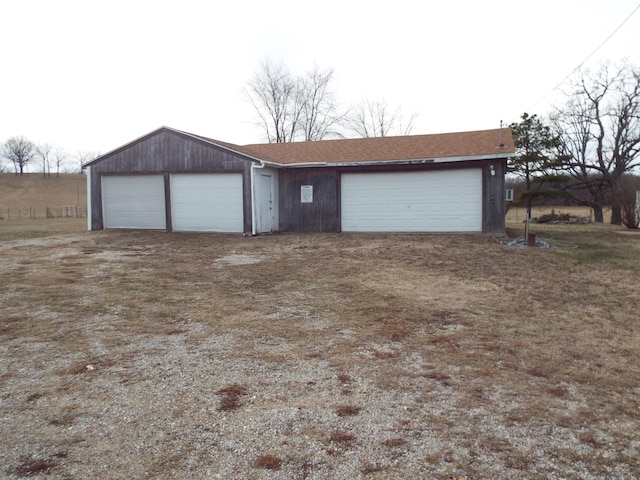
[102,174,243,232]
[341,169,482,232]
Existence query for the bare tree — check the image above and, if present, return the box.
[245,60,344,143]
[245,60,417,142]
[245,59,301,143]
[36,142,53,177]
[347,99,417,138]
[299,65,344,141]
[76,150,100,172]
[552,63,640,224]
[0,143,6,172]
[1,136,35,175]
[52,145,66,177]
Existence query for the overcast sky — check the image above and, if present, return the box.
[1,0,639,159]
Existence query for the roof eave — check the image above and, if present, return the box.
[279,152,515,168]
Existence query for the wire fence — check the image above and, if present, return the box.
[0,205,87,220]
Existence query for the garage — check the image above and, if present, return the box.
[341,169,482,232]
[102,175,166,229]
[170,173,244,232]
[86,127,513,234]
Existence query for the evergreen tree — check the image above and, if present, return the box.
[509,113,565,220]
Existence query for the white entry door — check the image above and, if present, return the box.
[341,169,482,232]
[102,175,166,229]
[259,174,274,233]
[170,173,243,232]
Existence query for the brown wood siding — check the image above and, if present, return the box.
[278,161,507,233]
[482,159,507,234]
[278,168,340,232]
[89,129,255,232]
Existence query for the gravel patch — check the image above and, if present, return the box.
[1,231,638,479]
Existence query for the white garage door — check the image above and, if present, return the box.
[341,169,482,232]
[170,174,243,232]
[102,175,166,229]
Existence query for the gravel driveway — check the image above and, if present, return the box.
[1,230,639,479]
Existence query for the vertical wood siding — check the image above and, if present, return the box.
[278,161,507,234]
[278,168,340,232]
[277,161,507,234]
[482,159,507,234]
[89,129,255,232]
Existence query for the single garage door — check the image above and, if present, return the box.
[102,175,166,229]
[341,169,482,232]
[170,173,243,232]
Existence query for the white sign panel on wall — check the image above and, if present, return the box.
[301,185,313,203]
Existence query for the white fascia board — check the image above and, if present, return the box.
[427,152,516,163]
[280,153,514,168]
[254,159,286,168]
[279,162,329,168]
[86,166,92,230]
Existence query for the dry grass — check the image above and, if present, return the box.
[0,173,87,241]
[0,211,639,477]
[335,405,362,417]
[217,384,248,411]
[330,431,356,443]
[382,437,408,448]
[253,454,282,470]
[11,456,58,477]
[361,462,384,474]
[505,205,611,223]
[0,216,86,241]
[0,173,86,209]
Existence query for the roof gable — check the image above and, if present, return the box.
[83,126,260,168]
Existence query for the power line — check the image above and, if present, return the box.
[577,2,640,69]
[527,2,640,112]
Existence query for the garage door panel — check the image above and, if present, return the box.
[170,174,243,232]
[341,170,482,232]
[102,175,166,229]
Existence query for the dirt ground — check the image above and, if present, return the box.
[1,226,639,479]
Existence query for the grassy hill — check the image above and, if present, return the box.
[0,173,87,218]
[0,174,88,239]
